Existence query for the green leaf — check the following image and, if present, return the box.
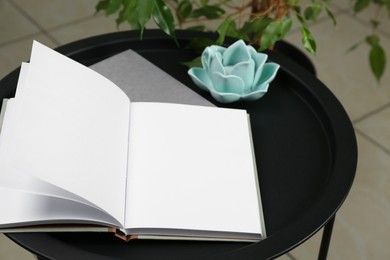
[370,43,386,82]
[182,56,202,68]
[294,9,306,26]
[366,34,380,45]
[200,0,209,6]
[304,4,322,21]
[104,0,123,16]
[354,0,370,13]
[216,18,233,45]
[259,18,292,51]
[116,0,139,29]
[226,23,250,42]
[280,18,293,39]
[190,5,225,19]
[177,0,193,23]
[185,37,215,51]
[325,7,337,26]
[241,18,272,34]
[384,0,390,16]
[241,18,273,41]
[185,25,206,31]
[301,26,316,54]
[293,5,302,15]
[137,0,155,37]
[216,18,249,42]
[260,21,283,50]
[153,0,178,45]
[95,0,110,13]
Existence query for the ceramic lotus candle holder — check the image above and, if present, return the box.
[188,40,280,103]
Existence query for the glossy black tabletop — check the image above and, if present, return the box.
[0,30,357,260]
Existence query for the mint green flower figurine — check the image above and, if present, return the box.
[188,40,280,103]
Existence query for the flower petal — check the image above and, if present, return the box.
[202,46,226,69]
[211,45,226,54]
[230,59,255,91]
[248,47,268,85]
[209,89,241,103]
[222,40,251,66]
[201,47,210,69]
[210,52,225,75]
[248,46,268,69]
[241,89,268,101]
[188,67,213,91]
[210,72,245,94]
[253,62,280,89]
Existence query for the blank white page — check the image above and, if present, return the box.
[0,188,122,228]
[0,42,130,224]
[125,103,262,235]
[14,62,29,98]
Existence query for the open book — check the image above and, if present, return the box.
[0,41,265,242]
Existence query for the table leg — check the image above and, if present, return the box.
[318,215,335,260]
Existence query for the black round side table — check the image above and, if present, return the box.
[0,30,357,260]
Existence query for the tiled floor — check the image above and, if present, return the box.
[0,0,389,259]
